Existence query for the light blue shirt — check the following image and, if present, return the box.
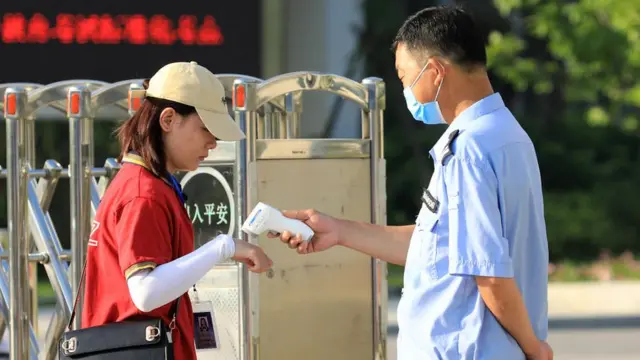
[397,93,549,360]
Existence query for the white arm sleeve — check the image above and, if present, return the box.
[126,234,235,312]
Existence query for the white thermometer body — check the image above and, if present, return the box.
[241,202,315,242]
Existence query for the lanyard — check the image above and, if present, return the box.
[121,153,186,205]
[167,173,186,204]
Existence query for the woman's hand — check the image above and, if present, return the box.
[231,239,273,273]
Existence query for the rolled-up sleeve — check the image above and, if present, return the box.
[446,157,513,278]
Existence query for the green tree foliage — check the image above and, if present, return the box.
[488,0,640,260]
[489,0,640,132]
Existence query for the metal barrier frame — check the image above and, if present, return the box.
[1,71,387,360]
[232,71,387,360]
[1,80,140,360]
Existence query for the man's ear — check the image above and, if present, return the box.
[159,108,176,132]
[428,58,447,87]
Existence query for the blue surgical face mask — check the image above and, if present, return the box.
[403,63,446,125]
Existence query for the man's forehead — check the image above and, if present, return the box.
[394,43,406,65]
[395,43,419,70]
[395,52,406,72]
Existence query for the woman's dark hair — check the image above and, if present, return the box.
[116,79,197,176]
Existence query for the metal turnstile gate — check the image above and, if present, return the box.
[232,72,388,360]
[1,79,143,360]
[1,71,387,360]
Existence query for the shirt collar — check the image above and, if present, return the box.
[429,92,506,163]
[121,153,187,204]
[121,153,174,187]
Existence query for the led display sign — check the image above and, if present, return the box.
[0,2,262,84]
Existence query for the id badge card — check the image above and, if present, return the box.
[192,298,220,350]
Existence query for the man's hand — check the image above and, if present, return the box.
[267,209,415,265]
[527,341,553,360]
[266,209,340,255]
[476,276,549,359]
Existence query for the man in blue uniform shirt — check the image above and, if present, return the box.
[271,5,553,360]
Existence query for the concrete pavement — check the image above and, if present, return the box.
[386,327,640,360]
[386,292,640,360]
[2,293,639,359]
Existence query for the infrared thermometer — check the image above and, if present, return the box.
[241,202,315,242]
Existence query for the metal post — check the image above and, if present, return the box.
[85,114,94,172]
[256,106,267,139]
[233,79,260,360]
[24,112,38,335]
[268,110,279,139]
[363,77,387,360]
[5,87,30,360]
[284,91,302,138]
[233,79,250,360]
[363,77,385,163]
[68,86,92,330]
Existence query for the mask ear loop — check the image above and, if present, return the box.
[410,62,430,89]
[434,76,444,101]
[410,60,445,100]
[433,59,446,101]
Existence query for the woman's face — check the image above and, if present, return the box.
[160,108,217,172]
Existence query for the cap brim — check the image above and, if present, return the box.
[197,108,246,141]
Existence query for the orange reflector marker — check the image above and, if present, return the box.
[69,93,80,115]
[233,84,246,108]
[5,93,16,116]
[128,90,142,112]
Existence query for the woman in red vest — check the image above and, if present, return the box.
[80,61,272,360]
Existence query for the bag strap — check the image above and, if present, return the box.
[66,255,181,332]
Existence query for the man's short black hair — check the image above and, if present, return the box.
[392,5,486,70]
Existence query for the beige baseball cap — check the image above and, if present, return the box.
[146,61,245,141]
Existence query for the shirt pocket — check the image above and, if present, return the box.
[415,209,440,280]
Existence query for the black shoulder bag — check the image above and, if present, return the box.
[58,258,179,360]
